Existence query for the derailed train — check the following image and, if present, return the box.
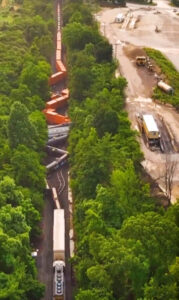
[43,0,70,126]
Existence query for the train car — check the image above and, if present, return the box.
[142,114,160,145]
[53,209,65,261]
[56,50,61,61]
[49,72,65,86]
[52,187,60,209]
[47,135,68,146]
[56,60,67,75]
[43,109,71,125]
[48,126,70,138]
[46,96,68,110]
[46,153,68,173]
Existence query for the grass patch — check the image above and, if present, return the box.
[145,48,179,109]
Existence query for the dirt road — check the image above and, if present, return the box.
[97,0,179,202]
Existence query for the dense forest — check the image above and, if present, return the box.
[63,0,179,299]
[0,0,54,298]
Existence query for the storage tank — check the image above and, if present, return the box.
[157,80,174,95]
[53,209,65,261]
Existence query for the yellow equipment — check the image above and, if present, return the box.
[136,56,146,66]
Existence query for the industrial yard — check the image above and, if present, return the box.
[97,0,179,202]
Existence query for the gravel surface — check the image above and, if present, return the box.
[97,0,179,202]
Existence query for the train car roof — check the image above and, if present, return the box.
[53,209,65,252]
[143,114,159,132]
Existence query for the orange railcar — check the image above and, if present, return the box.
[57,32,61,43]
[46,96,67,110]
[56,60,67,74]
[51,89,69,100]
[51,93,60,100]
[56,50,61,61]
[43,109,70,125]
[49,72,65,86]
[61,89,69,96]
[46,89,69,110]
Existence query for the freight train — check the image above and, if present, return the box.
[43,0,70,126]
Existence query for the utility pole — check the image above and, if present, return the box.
[113,40,120,59]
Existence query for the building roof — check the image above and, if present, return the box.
[53,209,65,252]
[143,114,159,132]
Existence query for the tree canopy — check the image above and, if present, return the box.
[64,1,179,299]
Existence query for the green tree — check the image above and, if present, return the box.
[8,102,37,149]
[11,145,45,190]
[29,110,47,151]
[0,176,23,207]
[20,61,50,99]
[63,22,99,50]
[24,15,48,43]
[94,109,119,137]
[76,288,114,300]
[110,161,153,218]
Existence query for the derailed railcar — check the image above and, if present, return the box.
[142,114,160,146]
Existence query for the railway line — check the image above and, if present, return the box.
[57,169,66,196]
[157,117,174,154]
[37,1,73,300]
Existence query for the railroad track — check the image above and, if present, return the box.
[157,117,174,153]
[57,169,66,196]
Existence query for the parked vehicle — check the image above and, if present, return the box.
[136,56,146,66]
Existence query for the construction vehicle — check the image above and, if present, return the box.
[146,63,154,72]
[136,56,146,66]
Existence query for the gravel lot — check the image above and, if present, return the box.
[97,0,179,202]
